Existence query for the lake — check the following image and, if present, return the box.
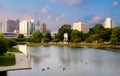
[7,45,120,76]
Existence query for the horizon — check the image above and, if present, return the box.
[0,0,120,32]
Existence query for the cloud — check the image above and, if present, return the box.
[112,1,119,7]
[47,15,52,19]
[23,12,37,19]
[23,7,49,19]
[88,16,101,24]
[40,8,48,15]
[52,0,84,6]
[56,13,66,21]
[64,0,84,6]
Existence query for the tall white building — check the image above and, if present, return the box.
[73,22,89,33]
[19,19,46,36]
[103,18,116,28]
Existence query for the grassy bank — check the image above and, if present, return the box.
[8,47,22,53]
[26,42,120,49]
[0,53,15,66]
[0,47,21,66]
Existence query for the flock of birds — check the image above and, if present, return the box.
[41,67,66,72]
[41,60,88,72]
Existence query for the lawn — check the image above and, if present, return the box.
[0,53,16,66]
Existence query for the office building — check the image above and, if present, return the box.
[19,19,46,36]
[103,18,116,28]
[73,22,89,33]
[2,19,19,33]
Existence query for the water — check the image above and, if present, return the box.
[7,45,120,76]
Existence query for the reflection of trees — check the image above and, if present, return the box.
[61,47,70,64]
[0,71,7,76]
[59,47,83,65]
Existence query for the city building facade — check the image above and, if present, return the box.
[19,19,46,36]
[103,18,116,28]
[2,19,19,33]
[73,22,89,33]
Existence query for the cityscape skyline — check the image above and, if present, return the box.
[0,0,120,32]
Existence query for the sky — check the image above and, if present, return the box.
[0,0,120,32]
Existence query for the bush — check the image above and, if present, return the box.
[109,37,118,45]
[53,39,60,43]
[26,38,33,42]
[98,39,104,43]
[15,38,26,42]
[43,38,50,43]
[6,38,17,48]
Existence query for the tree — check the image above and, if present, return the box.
[0,33,7,55]
[57,24,72,41]
[17,34,25,42]
[32,30,42,43]
[92,24,105,34]
[110,27,120,42]
[70,30,85,43]
[43,32,52,43]
[17,34,24,38]
[53,34,61,42]
[85,34,99,43]
[98,29,112,42]
[110,37,118,45]
[6,38,17,48]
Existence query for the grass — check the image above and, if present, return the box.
[0,53,16,66]
[26,42,120,49]
[8,47,22,53]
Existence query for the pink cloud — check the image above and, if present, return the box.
[65,0,84,6]
[88,16,101,24]
[112,1,119,7]
[52,0,84,6]
[23,12,37,19]
[56,13,66,21]
[23,7,49,19]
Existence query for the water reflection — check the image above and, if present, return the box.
[7,45,120,76]
[0,71,7,76]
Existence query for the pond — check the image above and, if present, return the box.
[7,45,120,76]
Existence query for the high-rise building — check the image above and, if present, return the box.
[2,19,19,33]
[41,23,47,33]
[73,22,89,33]
[103,18,116,28]
[19,19,46,36]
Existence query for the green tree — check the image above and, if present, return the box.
[98,29,112,42]
[43,32,52,43]
[85,34,99,43]
[111,27,120,42]
[109,27,120,44]
[6,38,17,48]
[17,34,24,38]
[32,30,42,43]
[109,35,118,44]
[70,30,85,43]
[53,34,61,42]
[92,24,105,34]
[0,33,7,55]
[17,34,25,42]
[57,24,72,41]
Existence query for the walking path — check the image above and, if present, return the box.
[0,53,31,71]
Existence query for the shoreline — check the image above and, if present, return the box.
[25,42,120,49]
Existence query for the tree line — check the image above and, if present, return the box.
[19,24,119,45]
